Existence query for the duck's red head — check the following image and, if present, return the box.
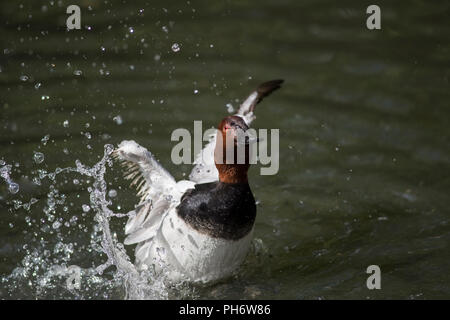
[214,115,252,184]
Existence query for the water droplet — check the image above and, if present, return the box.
[113,115,123,125]
[8,182,19,194]
[82,204,90,212]
[20,75,29,81]
[108,189,117,198]
[34,82,41,89]
[194,89,199,94]
[63,120,69,127]
[226,103,234,113]
[129,27,134,33]
[41,134,50,145]
[41,95,50,100]
[73,70,82,76]
[52,221,61,229]
[104,144,114,155]
[73,179,79,185]
[171,43,180,52]
[33,152,45,164]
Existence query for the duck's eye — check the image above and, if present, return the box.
[230,121,236,126]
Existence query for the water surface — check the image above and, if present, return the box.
[1,0,449,299]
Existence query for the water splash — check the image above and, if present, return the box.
[33,152,45,164]
[1,145,173,299]
[1,143,266,299]
[0,162,20,194]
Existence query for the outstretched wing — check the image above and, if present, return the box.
[189,79,284,184]
[237,79,284,125]
[113,140,178,245]
[114,140,176,202]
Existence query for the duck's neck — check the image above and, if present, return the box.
[216,163,249,184]
[214,131,250,184]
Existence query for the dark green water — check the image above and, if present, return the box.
[1,0,449,299]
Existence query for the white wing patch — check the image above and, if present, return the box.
[114,140,177,203]
[188,134,218,184]
[114,140,186,246]
[238,91,258,125]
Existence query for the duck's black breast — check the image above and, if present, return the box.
[176,181,256,240]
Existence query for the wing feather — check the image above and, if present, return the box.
[113,140,176,203]
[114,140,177,246]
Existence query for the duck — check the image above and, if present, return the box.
[114,79,284,283]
